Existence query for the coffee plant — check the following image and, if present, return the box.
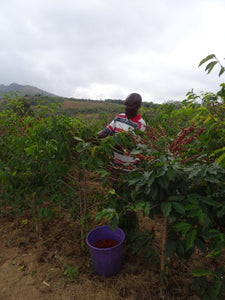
[0,54,225,298]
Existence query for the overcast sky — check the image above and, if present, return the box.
[1,0,225,103]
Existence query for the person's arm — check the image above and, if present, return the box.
[98,116,117,139]
[97,129,109,139]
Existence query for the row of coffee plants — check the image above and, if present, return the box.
[0,95,106,232]
[1,56,224,297]
[90,57,225,297]
[91,103,225,298]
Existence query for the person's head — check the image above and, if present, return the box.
[124,93,142,119]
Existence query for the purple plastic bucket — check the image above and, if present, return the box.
[86,225,125,276]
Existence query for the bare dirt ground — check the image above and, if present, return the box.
[0,207,209,300]
[0,171,219,300]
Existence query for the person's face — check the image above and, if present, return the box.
[124,98,140,118]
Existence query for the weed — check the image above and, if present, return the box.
[63,264,79,282]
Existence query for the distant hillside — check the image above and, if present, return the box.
[0,83,57,98]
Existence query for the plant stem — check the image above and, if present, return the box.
[77,165,84,250]
[161,216,168,272]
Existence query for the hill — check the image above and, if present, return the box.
[0,83,57,98]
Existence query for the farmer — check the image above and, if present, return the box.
[97,92,146,169]
[98,93,146,237]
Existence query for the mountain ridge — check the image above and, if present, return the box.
[0,83,58,98]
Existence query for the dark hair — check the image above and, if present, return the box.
[126,93,142,105]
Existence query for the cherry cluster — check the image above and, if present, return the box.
[14,118,34,134]
[206,101,225,122]
[137,126,166,151]
[170,125,204,161]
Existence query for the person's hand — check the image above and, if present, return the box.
[97,129,108,139]
[84,136,100,145]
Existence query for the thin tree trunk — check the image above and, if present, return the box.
[161,216,168,272]
[77,165,87,250]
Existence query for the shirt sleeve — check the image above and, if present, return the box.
[139,118,146,131]
[104,117,116,135]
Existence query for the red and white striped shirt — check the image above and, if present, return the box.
[104,113,146,169]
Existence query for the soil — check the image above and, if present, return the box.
[0,210,210,300]
[0,172,222,300]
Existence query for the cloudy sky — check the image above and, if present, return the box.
[1,0,225,103]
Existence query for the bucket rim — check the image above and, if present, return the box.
[86,225,125,251]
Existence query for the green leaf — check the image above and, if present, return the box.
[110,214,120,231]
[186,229,197,251]
[219,66,225,77]
[197,209,205,224]
[166,240,178,257]
[204,229,220,239]
[167,166,174,180]
[73,136,84,142]
[149,185,158,201]
[143,171,151,180]
[155,168,167,179]
[76,142,90,153]
[172,202,186,215]
[200,165,208,177]
[95,208,117,221]
[96,169,110,178]
[188,168,200,180]
[205,61,218,74]
[217,152,225,165]
[217,206,225,218]
[174,222,192,237]
[205,177,220,184]
[158,175,169,190]
[134,202,150,215]
[30,270,37,277]
[168,195,185,202]
[214,146,225,154]
[176,242,185,257]
[192,269,214,277]
[17,265,25,271]
[198,54,216,67]
[187,194,199,205]
[146,176,155,189]
[198,196,219,207]
[161,202,172,217]
[195,237,207,253]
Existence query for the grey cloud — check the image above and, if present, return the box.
[0,0,225,102]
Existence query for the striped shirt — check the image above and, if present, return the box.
[104,113,146,169]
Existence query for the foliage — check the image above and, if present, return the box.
[1,92,34,116]
[184,56,225,167]
[0,94,103,223]
[1,56,225,298]
[90,77,225,296]
[199,54,225,77]
[128,229,157,260]
[192,268,225,299]
[63,264,79,282]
